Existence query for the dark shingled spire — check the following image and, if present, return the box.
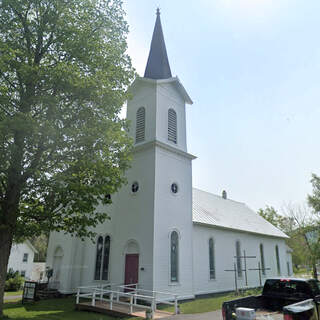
[144,8,172,79]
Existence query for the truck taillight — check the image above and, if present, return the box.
[222,307,226,320]
[284,314,293,320]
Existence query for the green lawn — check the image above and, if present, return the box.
[160,288,262,314]
[3,297,137,320]
[160,293,236,314]
[2,289,261,319]
[4,291,23,297]
[294,268,312,277]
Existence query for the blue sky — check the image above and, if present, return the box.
[123,0,320,212]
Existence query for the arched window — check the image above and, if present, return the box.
[209,238,215,279]
[275,245,281,275]
[236,241,242,277]
[53,246,64,282]
[94,236,104,280]
[135,107,145,143]
[94,235,111,280]
[168,108,177,144]
[102,236,111,280]
[260,244,266,275]
[170,231,179,282]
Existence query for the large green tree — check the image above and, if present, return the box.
[0,0,134,315]
[258,205,294,233]
[307,174,320,273]
[30,233,49,262]
[308,174,320,213]
[259,204,319,278]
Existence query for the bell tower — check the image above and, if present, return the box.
[126,9,196,298]
[127,9,192,153]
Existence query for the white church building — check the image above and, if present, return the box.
[46,10,292,299]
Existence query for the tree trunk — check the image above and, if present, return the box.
[0,228,13,317]
[312,262,318,280]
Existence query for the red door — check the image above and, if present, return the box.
[124,254,139,290]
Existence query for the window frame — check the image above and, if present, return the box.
[168,108,177,144]
[102,236,111,281]
[22,253,28,263]
[135,107,146,144]
[171,182,179,195]
[260,243,266,276]
[275,245,281,276]
[209,238,216,280]
[94,235,111,281]
[131,181,139,194]
[236,240,242,278]
[170,231,179,283]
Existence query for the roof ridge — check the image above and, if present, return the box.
[193,187,245,205]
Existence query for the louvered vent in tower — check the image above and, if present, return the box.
[168,108,177,144]
[135,107,145,143]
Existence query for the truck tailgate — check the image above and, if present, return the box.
[255,310,283,320]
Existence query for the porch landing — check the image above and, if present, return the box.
[76,301,173,319]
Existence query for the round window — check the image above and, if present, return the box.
[132,181,139,193]
[105,194,111,202]
[171,183,178,194]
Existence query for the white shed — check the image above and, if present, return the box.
[7,240,38,280]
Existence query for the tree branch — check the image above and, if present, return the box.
[0,70,18,90]
[21,143,46,184]
[0,105,13,117]
[9,4,32,56]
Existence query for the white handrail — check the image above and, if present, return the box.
[110,292,113,310]
[129,295,133,314]
[119,284,178,297]
[92,290,96,307]
[95,288,155,300]
[76,288,80,304]
[76,283,180,316]
[78,282,120,290]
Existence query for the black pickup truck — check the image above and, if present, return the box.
[222,278,320,320]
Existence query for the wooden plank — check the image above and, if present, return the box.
[76,301,173,319]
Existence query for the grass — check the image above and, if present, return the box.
[2,288,262,319]
[160,293,236,314]
[4,291,23,297]
[294,268,312,277]
[2,297,138,320]
[160,288,262,314]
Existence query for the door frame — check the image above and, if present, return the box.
[124,253,139,291]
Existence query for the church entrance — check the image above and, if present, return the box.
[124,254,139,290]
[52,246,63,286]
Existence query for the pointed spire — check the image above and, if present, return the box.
[144,8,172,80]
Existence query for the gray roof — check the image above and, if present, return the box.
[144,9,172,80]
[193,188,288,239]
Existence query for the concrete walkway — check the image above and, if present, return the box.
[162,310,222,320]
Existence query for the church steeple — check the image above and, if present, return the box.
[144,9,172,80]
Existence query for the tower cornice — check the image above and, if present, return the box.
[129,76,193,105]
[133,139,197,160]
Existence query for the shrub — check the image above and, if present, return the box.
[6,268,19,281]
[5,272,24,291]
